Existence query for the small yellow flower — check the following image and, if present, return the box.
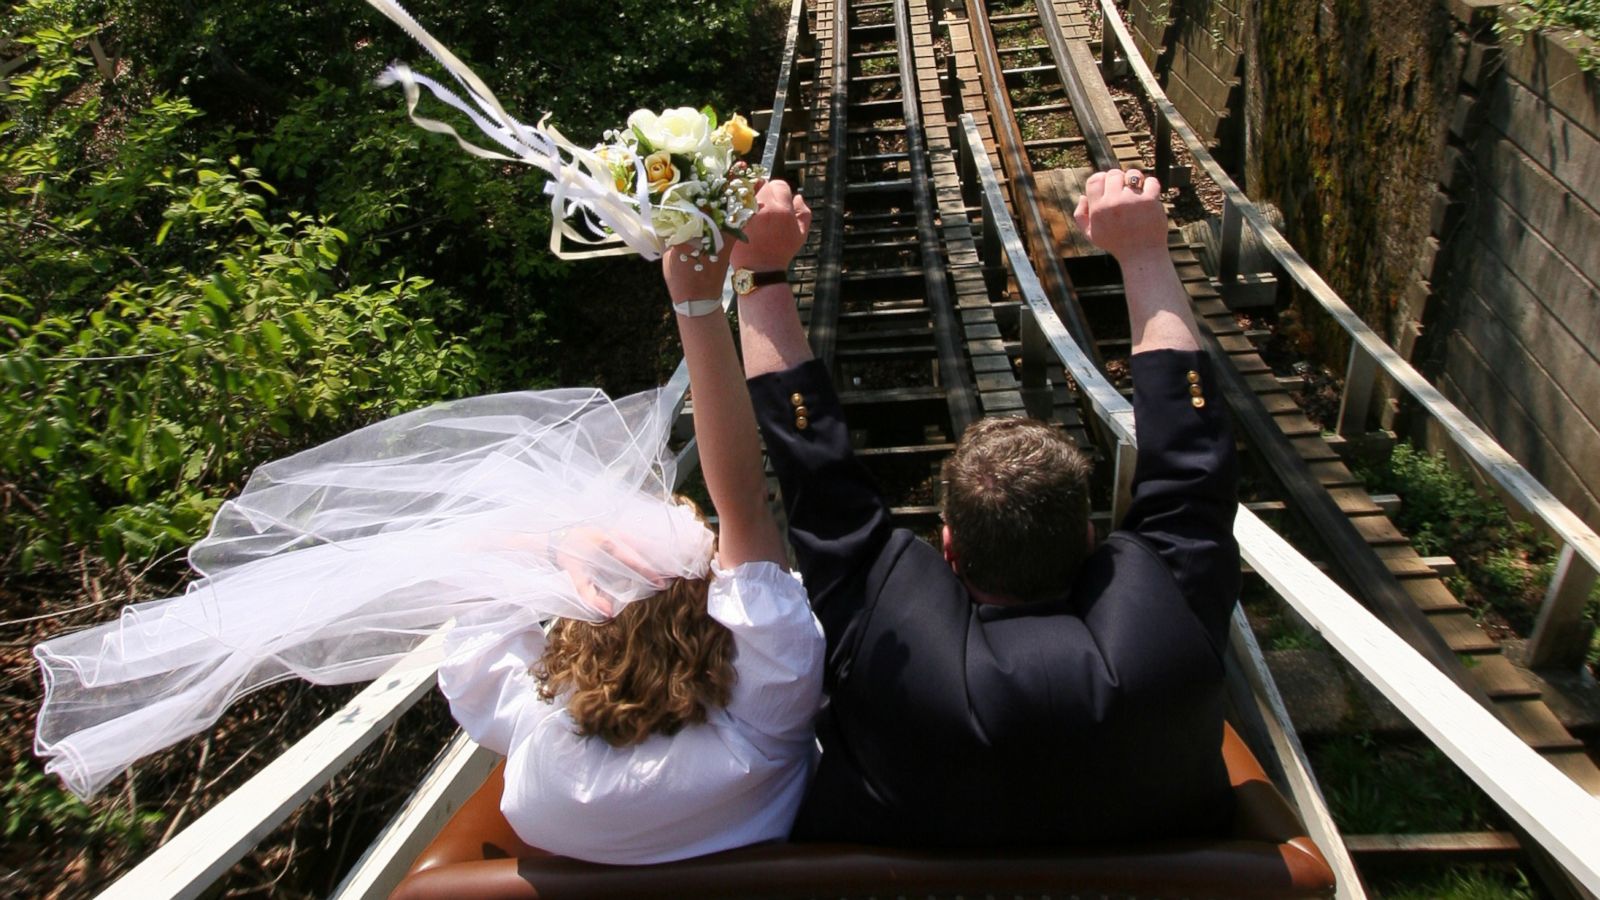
[644,150,678,194]
[596,147,633,192]
[720,114,758,155]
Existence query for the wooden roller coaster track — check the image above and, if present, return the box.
[95,1,1600,897]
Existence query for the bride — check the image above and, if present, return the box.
[33,185,823,864]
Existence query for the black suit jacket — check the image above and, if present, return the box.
[748,349,1240,847]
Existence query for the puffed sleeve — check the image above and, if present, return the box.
[707,561,826,743]
[436,629,560,755]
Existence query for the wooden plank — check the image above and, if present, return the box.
[1039,168,1101,257]
[1440,338,1600,529]
[1500,22,1600,140]
[1494,698,1590,755]
[1461,230,1600,386]
[1468,654,1542,700]
[1427,611,1498,653]
[1453,286,1600,456]
[1485,76,1600,213]
[1474,135,1600,290]
[1345,831,1520,865]
[1398,577,1467,612]
[1469,194,1600,355]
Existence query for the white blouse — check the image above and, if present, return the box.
[436,560,825,865]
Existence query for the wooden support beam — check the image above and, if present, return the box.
[1526,546,1600,671]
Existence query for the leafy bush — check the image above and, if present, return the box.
[2,0,786,892]
[1356,443,1555,633]
[3,762,164,853]
[2,13,481,568]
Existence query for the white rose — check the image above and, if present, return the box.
[652,203,707,246]
[627,107,713,156]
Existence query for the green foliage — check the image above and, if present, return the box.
[1502,0,1600,72]
[1356,443,1555,633]
[1310,733,1494,833]
[1372,865,1536,900]
[1268,626,1323,652]
[4,762,165,851]
[1,0,782,891]
[1,2,482,569]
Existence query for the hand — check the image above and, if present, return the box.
[729,179,812,273]
[1072,168,1166,263]
[662,236,735,304]
[553,526,667,617]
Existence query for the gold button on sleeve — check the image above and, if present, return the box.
[794,405,809,419]
[1191,396,1206,409]
[1189,384,1203,397]
[1186,370,1200,384]
[795,415,810,430]
[789,392,805,408]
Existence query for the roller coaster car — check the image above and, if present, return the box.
[391,723,1336,899]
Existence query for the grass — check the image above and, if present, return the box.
[1369,864,1536,900]
[1355,443,1557,637]
[1307,733,1496,834]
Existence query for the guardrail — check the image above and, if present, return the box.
[957,109,1600,896]
[92,2,814,895]
[1093,0,1599,671]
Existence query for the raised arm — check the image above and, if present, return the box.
[731,179,814,376]
[1075,169,1239,648]
[732,181,894,622]
[1073,169,1198,355]
[662,241,786,569]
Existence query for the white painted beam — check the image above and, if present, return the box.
[97,634,446,900]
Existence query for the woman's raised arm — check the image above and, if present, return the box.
[662,234,787,569]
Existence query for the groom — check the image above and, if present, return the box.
[731,172,1240,845]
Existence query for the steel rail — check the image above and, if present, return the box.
[893,0,979,434]
[807,0,851,368]
[960,0,1101,366]
[1094,0,1600,669]
[1031,0,1119,170]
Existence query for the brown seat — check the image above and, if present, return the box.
[392,723,1336,899]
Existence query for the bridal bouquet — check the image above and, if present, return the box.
[366,0,765,260]
[593,107,768,252]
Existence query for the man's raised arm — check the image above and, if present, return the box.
[1073,169,1198,355]
[732,181,892,629]
[1076,170,1240,650]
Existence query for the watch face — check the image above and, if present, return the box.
[733,269,754,295]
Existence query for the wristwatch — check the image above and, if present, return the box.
[732,267,787,296]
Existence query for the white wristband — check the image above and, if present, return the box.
[672,298,724,317]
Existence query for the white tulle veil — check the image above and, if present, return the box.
[33,387,713,799]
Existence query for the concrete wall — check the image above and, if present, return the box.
[1131,0,1600,531]
[1127,0,1247,171]
[1425,7,1600,528]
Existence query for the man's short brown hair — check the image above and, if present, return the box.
[941,416,1094,601]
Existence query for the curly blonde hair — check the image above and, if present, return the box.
[533,502,736,747]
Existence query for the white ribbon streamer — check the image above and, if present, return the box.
[366,0,726,259]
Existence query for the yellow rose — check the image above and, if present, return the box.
[644,150,678,195]
[720,113,758,155]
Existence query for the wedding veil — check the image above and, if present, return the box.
[34,388,714,799]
